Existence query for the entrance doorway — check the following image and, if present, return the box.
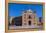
[28,21,31,25]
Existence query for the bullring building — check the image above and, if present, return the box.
[9,9,42,28]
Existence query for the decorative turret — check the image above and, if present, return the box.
[33,11,36,13]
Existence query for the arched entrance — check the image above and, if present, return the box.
[28,21,31,25]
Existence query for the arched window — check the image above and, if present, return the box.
[24,23,27,25]
[29,15,32,19]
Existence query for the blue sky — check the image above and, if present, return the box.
[8,3,43,17]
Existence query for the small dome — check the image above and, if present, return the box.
[23,9,33,13]
[27,9,32,13]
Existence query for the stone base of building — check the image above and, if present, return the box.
[9,25,43,30]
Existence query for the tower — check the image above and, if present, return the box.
[22,9,37,28]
